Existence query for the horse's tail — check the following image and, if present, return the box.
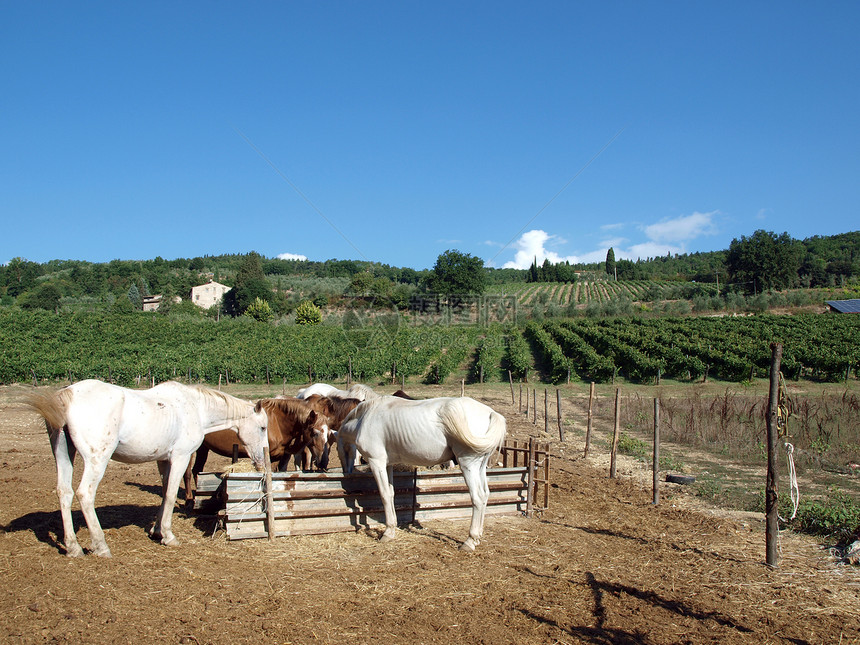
[24,388,70,434]
[438,399,506,456]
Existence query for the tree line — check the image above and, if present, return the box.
[2,230,858,317]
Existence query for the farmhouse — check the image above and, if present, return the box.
[191,280,230,309]
[826,299,860,313]
[142,295,181,312]
[142,295,163,312]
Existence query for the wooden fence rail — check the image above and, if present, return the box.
[196,439,550,541]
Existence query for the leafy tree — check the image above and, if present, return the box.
[127,283,143,310]
[295,300,322,325]
[426,250,485,295]
[244,297,275,323]
[3,258,41,297]
[726,230,802,293]
[348,272,374,296]
[20,282,62,312]
[605,248,616,279]
[222,252,271,316]
[615,259,640,280]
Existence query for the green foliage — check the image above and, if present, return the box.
[244,297,274,323]
[753,488,860,541]
[605,247,616,278]
[504,329,531,380]
[294,300,322,325]
[617,433,649,458]
[726,230,803,293]
[19,283,62,312]
[127,283,142,310]
[223,252,269,316]
[426,250,485,295]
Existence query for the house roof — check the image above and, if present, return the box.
[826,299,860,313]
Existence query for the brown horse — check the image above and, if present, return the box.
[184,397,331,507]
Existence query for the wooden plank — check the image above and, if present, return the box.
[223,466,531,540]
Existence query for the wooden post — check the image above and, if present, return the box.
[544,389,549,435]
[526,438,536,517]
[461,379,465,397]
[509,370,515,404]
[264,446,275,541]
[348,357,353,387]
[518,384,523,412]
[533,389,537,425]
[31,369,37,387]
[479,364,484,384]
[308,365,312,384]
[610,388,621,478]
[653,397,660,505]
[282,376,286,395]
[556,390,564,441]
[766,342,783,568]
[218,374,222,390]
[266,365,270,385]
[584,382,595,458]
[232,443,239,464]
[525,386,529,416]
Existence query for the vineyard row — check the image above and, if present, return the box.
[1,309,858,387]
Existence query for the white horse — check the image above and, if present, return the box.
[26,379,269,558]
[296,383,340,399]
[337,396,506,552]
[297,382,379,401]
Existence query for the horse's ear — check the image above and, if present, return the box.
[254,401,263,413]
[307,410,317,423]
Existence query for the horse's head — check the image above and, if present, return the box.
[303,410,331,471]
[235,402,269,471]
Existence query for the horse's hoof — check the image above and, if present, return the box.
[92,545,112,558]
[64,544,84,558]
[161,535,180,547]
[379,532,396,543]
[459,539,477,552]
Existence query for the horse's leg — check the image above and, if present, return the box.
[184,445,209,509]
[367,458,397,542]
[48,428,83,557]
[183,453,195,510]
[457,454,491,552]
[276,454,291,471]
[75,454,112,557]
[154,455,189,546]
[150,460,170,538]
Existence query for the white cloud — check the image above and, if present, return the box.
[643,211,718,243]
[501,230,583,269]
[277,252,308,261]
[495,210,721,268]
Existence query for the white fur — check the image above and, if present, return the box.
[28,380,268,557]
[337,396,506,551]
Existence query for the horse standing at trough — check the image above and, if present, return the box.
[184,397,332,506]
[25,380,269,557]
[337,395,506,552]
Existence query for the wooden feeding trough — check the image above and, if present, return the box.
[196,439,550,541]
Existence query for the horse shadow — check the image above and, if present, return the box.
[514,569,770,645]
[2,504,157,555]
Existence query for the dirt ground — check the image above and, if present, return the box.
[1,382,859,644]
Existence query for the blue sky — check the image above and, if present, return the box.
[3,2,858,271]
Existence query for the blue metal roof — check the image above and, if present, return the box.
[826,299,860,313]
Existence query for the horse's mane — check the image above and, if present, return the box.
[345,383,379,401]
[187,384,257,419]
[260,397,314,422]
[318,395,361,427]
